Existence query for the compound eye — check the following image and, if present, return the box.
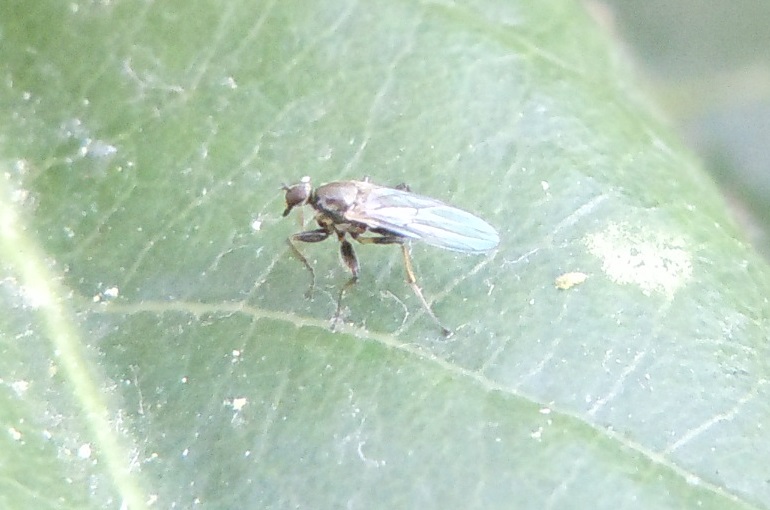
[282,179,312,216]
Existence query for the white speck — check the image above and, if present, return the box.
[230,397,248,411]
[11,380,29,396]
[78,443,92,459]
[539,407,551,415]
[250,219,262,231]
[223,76,238,89]
[181,376,188,384]
[685,474,701,486]
[85,139,117,158]
[8,427,22,441]
[10,188,29,204]
[182,448,189,457]
[14,159,30,172]
[540,180,550,191]
[93,285,119,303]
[530,427,543,440]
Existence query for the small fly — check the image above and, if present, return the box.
[282,176,500,335]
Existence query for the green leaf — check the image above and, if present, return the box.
[2,1,769,508]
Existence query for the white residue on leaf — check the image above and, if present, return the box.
[83,139,117,158]
[584,222,693,298]
[61,118,117,159]
[229,397,248,412]
[77,443,92,459]
[11,380,29,397]
[222,76,238,89]
[93,285,119,302]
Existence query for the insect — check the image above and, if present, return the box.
[282,176,500,335]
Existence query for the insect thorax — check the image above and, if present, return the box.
[312,182,360,218]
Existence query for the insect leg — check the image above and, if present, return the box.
[333,237,360,329]
[288,228,330,298]
[339,238,360,277]
[355,234,451,336]
[399,244,452,337]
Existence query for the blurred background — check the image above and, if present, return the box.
[588,0,770,257]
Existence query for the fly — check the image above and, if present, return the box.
[281,176,500,335]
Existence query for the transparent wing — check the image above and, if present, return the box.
[345,184,500,253]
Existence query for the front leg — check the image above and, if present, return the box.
[288,228,331,297]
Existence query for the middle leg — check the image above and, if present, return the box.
[332,236,361,329]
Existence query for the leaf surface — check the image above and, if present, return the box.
[1,1,769,509]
